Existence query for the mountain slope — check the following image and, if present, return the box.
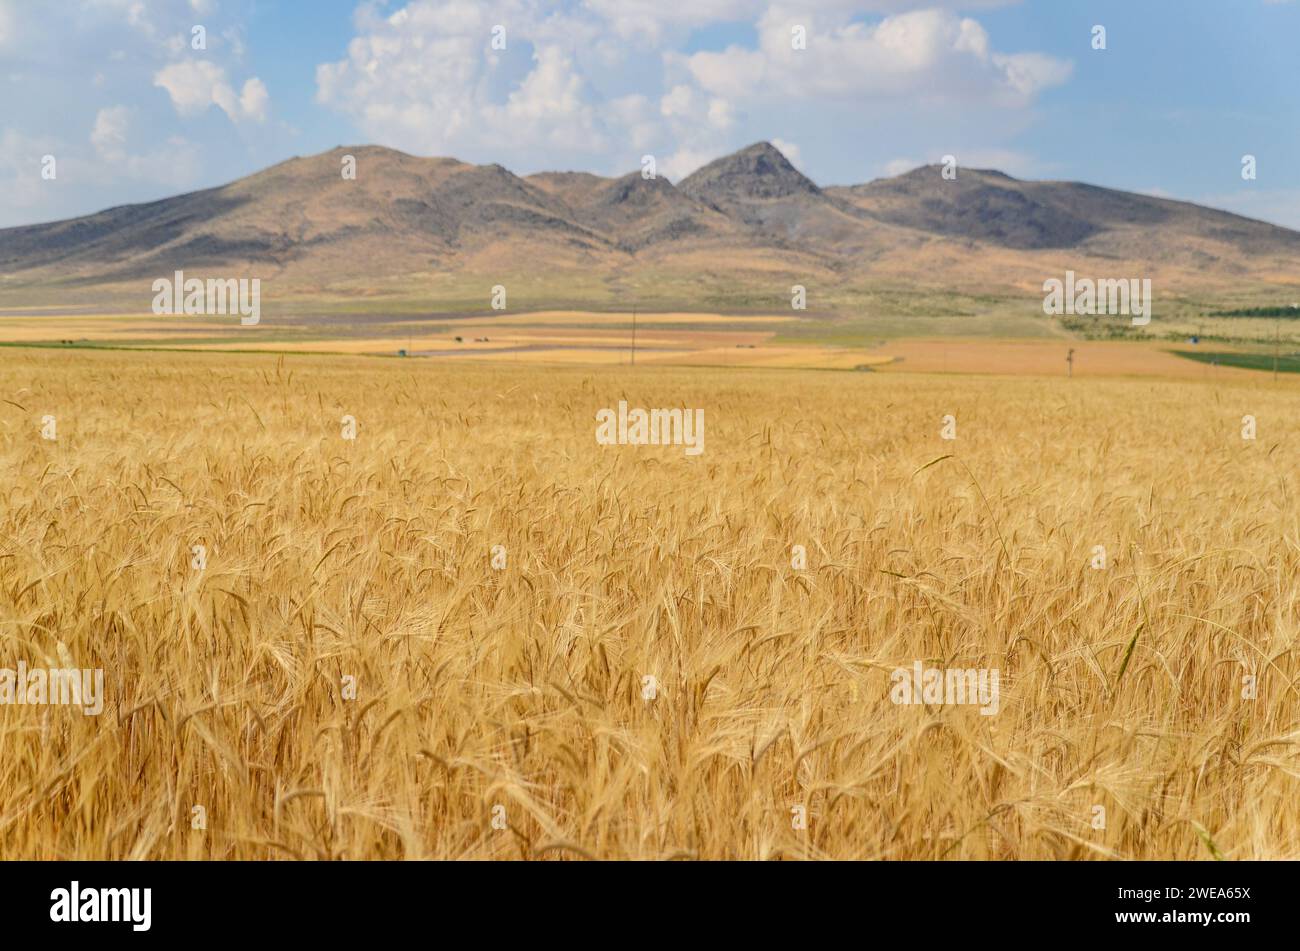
[678,142,876,250]
[830,165,1300,262]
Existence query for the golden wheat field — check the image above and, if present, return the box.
[2,347,1299,861]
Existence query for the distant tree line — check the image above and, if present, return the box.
[1212,305,1300,317]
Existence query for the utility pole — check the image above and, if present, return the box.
[631,307,637,366]
[1274,319,1279,383]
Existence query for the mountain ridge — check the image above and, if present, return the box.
[2,141,1298,310]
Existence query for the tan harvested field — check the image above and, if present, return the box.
[450,311,798,326]
[0,315,230,341]
[2,348,1299,860]
[875,339,1267,380]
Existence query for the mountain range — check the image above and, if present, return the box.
[1,141,1297,313]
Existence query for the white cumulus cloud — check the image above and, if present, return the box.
[0,2,15,49]
[90,105,130,161]
[682,7,1071,106]
[154,60,268,124]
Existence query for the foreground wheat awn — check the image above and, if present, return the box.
[1,348,1297,860]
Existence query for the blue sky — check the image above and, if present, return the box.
[2,0,1298,228]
